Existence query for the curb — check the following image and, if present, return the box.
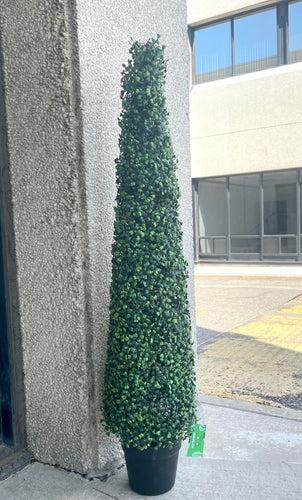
[194,264,302,278]
[197,394,302,422]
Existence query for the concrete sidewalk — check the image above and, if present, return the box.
[195,265,302,410]
[198,293,302,410]
[1,395,302,500]
[195,263,302,277]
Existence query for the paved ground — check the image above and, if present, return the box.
[1,395,302,499]
[1,265,302,498]
[195,267,302,410]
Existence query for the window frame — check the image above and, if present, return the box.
[193,168,302,262]
[288,0,302,62]
[190,1,302,84]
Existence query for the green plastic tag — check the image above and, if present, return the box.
[187,423,206,457]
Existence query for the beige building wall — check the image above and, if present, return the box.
[188,1,302,179]
[188,0,278,25]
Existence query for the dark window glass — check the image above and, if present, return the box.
[198,178,227,254]
[263,236,279,255]
[234,8,277,75]
[230,174,260,253]
[300,169,302,234]
[231,237,260,253]
[289,1,302,63]
[281,236,296,253]
[196,170,301,260]
[230,174,260,235]
[263,236,297,254]
[263,170,297,235]
[194,21,232,83]
[199,237,227,256]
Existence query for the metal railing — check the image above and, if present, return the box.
[199,234,301,260]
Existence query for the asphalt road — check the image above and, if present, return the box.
[195,274,302,411]
[195,275,302,344]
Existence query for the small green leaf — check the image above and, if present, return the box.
[102,36,197,451]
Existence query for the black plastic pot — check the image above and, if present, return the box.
[122,441,181,496]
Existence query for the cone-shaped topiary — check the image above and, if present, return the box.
[102,36,197,451]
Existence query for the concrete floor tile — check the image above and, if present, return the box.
[197,279,302,410]
[0,463,109,500]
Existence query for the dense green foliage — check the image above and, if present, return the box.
[102,37,197,450]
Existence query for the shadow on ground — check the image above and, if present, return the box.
[197,328,302,411]
[196,326,224,345]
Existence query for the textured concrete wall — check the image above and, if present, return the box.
[0,0,95,473]
[190,63,302,178]
[0,0,194,474]
[75,0,195,470]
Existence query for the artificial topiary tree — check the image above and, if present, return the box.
[102,36,197,452]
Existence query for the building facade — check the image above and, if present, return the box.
[0,0,195,478]
[188,0,302,261]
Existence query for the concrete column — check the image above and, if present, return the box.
[0,0,195,474]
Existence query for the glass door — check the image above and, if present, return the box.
[263,170,297,260]
[198,177,228,259]
[0,215,13,448]
[230,174,261,260]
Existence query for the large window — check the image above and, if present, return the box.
[234,9,277,75]
[192,1,302,84]
[263,170,297,255]
[194,21,232,83]
[198,178,227,255]
[300,170,302,234]
[230,174,260,254]
[263,170,296,235]
[289,1,302,63]
[195,169,302,261]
